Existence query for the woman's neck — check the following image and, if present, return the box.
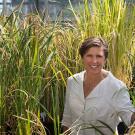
[84,69,107,83]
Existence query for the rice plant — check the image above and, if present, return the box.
[67,0,135,85]
[0,0,135,135]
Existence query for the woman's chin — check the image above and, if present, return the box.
[87,68,102,74]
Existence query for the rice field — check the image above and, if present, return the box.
[0,0,135,134]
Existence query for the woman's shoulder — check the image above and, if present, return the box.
[67,71,84,82]
[108,71,127,91]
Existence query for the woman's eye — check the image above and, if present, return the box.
[96,55,103,58]
[85,54,104,58]
[86,54,92,57]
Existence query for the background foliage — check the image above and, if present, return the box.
[0,0,135,134]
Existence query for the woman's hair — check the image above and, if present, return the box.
[79,37,108,59]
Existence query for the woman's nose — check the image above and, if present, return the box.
[92,56,98,63]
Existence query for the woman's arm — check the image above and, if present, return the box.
[61,78,72,132]
[113,87,135,126]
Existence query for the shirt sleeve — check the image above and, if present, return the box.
[112,87,135,126]
[61,78,72,127]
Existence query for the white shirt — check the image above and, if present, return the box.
[62,71,135,135]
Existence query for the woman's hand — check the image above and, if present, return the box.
[62,126,71,134]
[131,112,135,124]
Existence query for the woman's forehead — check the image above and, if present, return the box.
[85,46,104,52]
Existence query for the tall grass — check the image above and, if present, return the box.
[0,0,135,135]
[68,0,135,85]
[0,10,59,134]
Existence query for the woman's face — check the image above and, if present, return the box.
[82,46,106,75]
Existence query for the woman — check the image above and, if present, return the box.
[62,37,135,135]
